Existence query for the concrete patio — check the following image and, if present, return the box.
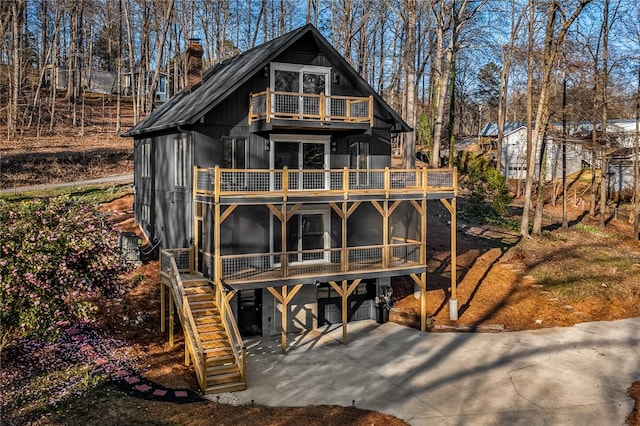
[234,317,640,425]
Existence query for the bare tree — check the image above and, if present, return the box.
[496,0,526,175]
[522,0,592,238]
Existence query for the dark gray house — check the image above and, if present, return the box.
[123,24,457,394]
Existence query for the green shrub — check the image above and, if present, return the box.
[456,151,511,220]
[0,196,129,353]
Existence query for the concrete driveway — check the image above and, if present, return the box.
[234,318,640,425]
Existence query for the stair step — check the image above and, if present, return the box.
[205,346,234,356]
[187,293,216,303]
[196,323,225,333]
[207,371,243,386]
[194,315,222,325]
[190,300,218,308]
[205,381,246,394]
[206,354,236,366]
[182,280,209,288]
[199,331,228,341]
[191,308,221,316]
[184,286,214,295]
[203,340,231,350]
[207,363,240,376]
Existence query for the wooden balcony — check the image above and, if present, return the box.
[248,89,373,132]
[194,166,456,205]
[203,239,424,288]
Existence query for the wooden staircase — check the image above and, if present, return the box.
[183,280,246,393]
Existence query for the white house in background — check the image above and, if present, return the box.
[479,122,584,181]
[568,119,639,195]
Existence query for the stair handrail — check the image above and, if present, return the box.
[182,294,208,393]
[215,283,247,383]
[162,250,208,393]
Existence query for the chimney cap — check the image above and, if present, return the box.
[188,37,201,44]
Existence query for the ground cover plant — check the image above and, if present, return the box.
[0,192,130,353]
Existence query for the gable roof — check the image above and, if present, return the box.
[122,24,410,137]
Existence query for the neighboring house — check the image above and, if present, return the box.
[123,25,457,394]
[44,64,168,101]
[45,64,117,94]
[560,119,639,195]
[479,122,584,181]
[121,70,168,102]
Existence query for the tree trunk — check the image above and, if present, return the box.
[402,0,416,169]
[9,0,24,139]
[146,0,175,113]
[520,0,535,239]
[634,61,639,240]
[599,0,609,228]
[521,0,591,238]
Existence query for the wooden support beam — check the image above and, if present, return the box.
[225,288,237,304]
[267,204,283,221]
[286,204,301,220]
[281,204,288,277]
[388,200,401,216]
[410,199,424,216]
[440,198,458,320]
[410,273,428,331]
[330,202,345,219]
[328,279,361,345]
[346,201,361,218]
[421,199,427,265]
[160,282,166,333]
[169,289,174,347]
[183,299,190,366]
[267,284,303,353]
[219,204,237,224]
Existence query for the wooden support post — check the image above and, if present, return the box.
[328,279,361,345]
[281,203,288,277]
[368,95,374,126]
[281,286,288,352]
[450,197,457,319]
[169,289,174,347]
[160,282,166,333]
[267,284,303,353]
[183,300,190,366]
[193,166,198,273]
[266,88,272,123]
[410,273,428,331]
[440,197,458,320]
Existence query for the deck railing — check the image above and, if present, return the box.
[248,89,373,125]
[199,241,421,284]
[214,283,247,384]
[195,166,456,200]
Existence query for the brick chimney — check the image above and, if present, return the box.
[186,38,204,89]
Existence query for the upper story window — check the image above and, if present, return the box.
[270,63,331,96]
[141,140,151,178]
[350,140,370,187]
[174,137,189,187]
[222,137,247,169]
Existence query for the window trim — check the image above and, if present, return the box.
[270,62,332,96]
[222,136,248,169]
[174,137,189,187]
[349,139,370,187]
[141,141,151,178]
[270,206,331,266]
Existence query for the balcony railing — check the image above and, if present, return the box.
[198,241,422,285]
[248,89,373,125]
[194,166,456,200]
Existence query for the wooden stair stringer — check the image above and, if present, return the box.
[183,282,246,393]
